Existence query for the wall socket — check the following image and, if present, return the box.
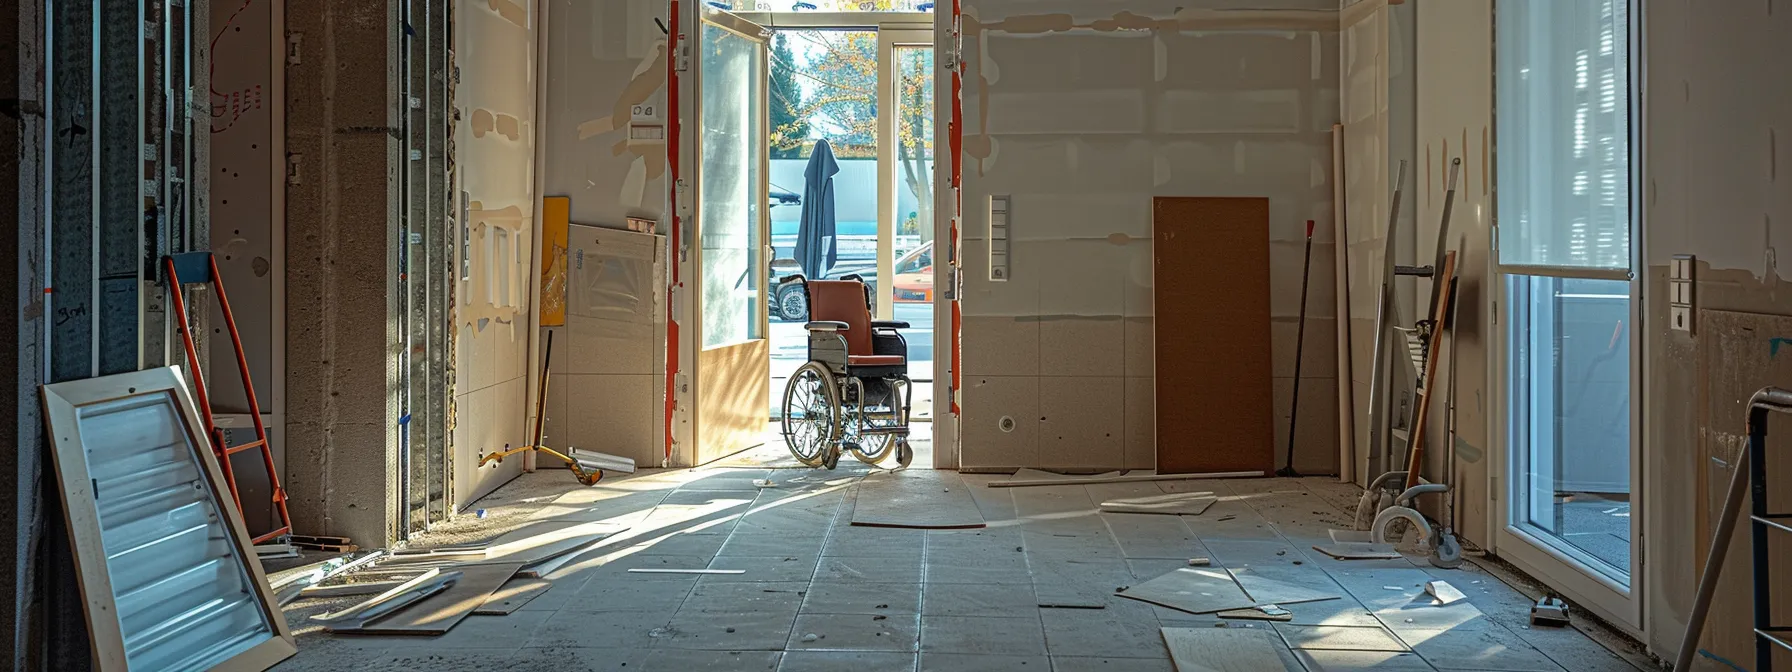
[1670,254,1695,332]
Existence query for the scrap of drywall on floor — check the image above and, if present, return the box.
[958,0,1342,473]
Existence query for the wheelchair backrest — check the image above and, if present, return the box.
[807,279,874,356]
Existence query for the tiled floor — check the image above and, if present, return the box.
[275,467,1644,672]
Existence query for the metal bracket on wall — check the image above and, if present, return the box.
[287,33,302,65]
[675,38,691,72]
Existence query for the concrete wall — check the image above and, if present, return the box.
[538,0,671,467]
[284,0,402,546]
[957,1,1343,473]
[1642,0,1792,663]
[454,0,539,507]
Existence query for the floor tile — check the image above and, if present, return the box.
[523,610,673,649]
[920,615,1047,656]
[1049,657,1176,672]
[924,555,1032,585]
[654,609,800,651]
[1275,624,1411,652]
[681,580,810,613]
[802,582,923,615]
[777,650,918,672]
[722,533,826,557]
[816,554,924,584]
[918,653,1052,672]
[708,554,821,582]
[1293,649,1437,671]
[640,649,782,671]
[922,582,1040,617]
[565,575,696,611]
[787,613,921,652]
[1039,607,1168,659]
[1397,626,1565,671]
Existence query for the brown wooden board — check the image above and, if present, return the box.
[331,563,524,636]
[473,578,553,615]
[1152,197,1275,474]
[851,470,987,529]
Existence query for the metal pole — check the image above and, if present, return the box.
[1364,160,1407,480]
[1279,220,1316,477]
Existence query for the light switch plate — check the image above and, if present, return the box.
[1670,254,1695,332]
[989,195,1011,282]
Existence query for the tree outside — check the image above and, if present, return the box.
[772,30,934,244]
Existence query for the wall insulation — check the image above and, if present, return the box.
[455,0,538,507]
[957,0,1343,473]
[537,0,670,467]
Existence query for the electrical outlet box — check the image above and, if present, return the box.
[1670,254,1694,332]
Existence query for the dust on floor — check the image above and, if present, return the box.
[272,467,1647,672]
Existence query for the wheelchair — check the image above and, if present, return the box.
[779,275,916,470]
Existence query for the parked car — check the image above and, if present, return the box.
[771,240,934,321]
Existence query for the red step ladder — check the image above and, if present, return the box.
[165,252,293,545]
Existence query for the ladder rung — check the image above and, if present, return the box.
[225,439,268,456]
[1757,629,1792,653]
[1753,515,1792,535]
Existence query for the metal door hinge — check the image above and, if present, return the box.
[674,39,691,72]
[675,180,692,217]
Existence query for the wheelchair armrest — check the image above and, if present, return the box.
[806,321,850,332]
[870,320,910,329]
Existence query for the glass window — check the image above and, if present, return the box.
[1495,0,1631,271]
[699,21,766,348]
[1507,276,1632,578]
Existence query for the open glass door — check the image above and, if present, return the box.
[1493,0,1640,632]
[693,7,772,464]
[877,26,934,429]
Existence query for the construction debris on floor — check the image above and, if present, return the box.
[262,466,1645,672]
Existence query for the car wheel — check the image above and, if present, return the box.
[776,284,808,322]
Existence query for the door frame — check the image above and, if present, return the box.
[688,5,774,465]
[1486,0,1645,635]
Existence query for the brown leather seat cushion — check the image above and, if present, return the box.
[848,354,905,367]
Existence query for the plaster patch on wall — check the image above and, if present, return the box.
[965,9,1339,36]
[486,0,528,29]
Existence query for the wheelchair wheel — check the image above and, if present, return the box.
[895,439,914,469]
[782,362,841,467]
[846,381,899,465]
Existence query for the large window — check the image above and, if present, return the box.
[1496,0,1636,590]
[699,21,767,348]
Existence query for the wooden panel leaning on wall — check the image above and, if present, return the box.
[1152,197,1275,475]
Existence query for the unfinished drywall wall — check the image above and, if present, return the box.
[536,0,670,467]
[1411,0,1490,552]
[957,0,1342,473]
[455,0,538,507]
[1643,0,1792,662]
[1339,0,1415,485]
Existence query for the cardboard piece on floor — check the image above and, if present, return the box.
[1217,606,1294,621]
[1100,492,1218,516]
[1229,567,1341,607]
[992,469,1263,488]
[472,578,553,615]
[1424,580,1467,605]
[299,580,408,599]
[329,563,523,635]
[1273,624,1410,652]
[1162,626,1299,672]
[384,520,628,568]
[1117,567,1258,614]
[851,470,986,529]
[1311,543,1401,560]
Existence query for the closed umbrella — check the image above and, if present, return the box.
[794,139,839,279]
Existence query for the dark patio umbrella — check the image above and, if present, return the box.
[794,139,839,279]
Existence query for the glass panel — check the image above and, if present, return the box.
[78,393,276,670]
[700,21,765,348]
[892,43,935,383]
[1495,0,1631,270]
[1508,275,1632,581]
[726,0,933,11]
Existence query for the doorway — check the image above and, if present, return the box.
[751,15,938,465]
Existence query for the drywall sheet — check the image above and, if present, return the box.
[850,470,987,529]
[543,224,666,468]
[1163,627,1299,672]
[1152,197,1275,474]
[455,0,538,508]
[209,0,277,413]
[956,2,1342,474]
[1693,311,1792,665]
[542,0,669,226]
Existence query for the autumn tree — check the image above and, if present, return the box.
[770,34,809,159]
